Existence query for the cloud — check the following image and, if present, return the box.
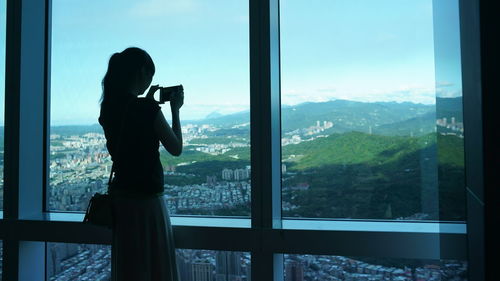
[282,84,440,106]
[436,81,455,87]
[436,88,462,98]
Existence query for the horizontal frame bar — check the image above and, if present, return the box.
[0,219,467,260]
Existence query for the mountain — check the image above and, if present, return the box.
[205,111,224,119]
[50,124,103,136]
[188,110,249,127]
[187,97,465,137]
[372,112,436,136]
[0,97,464,143]
[282,100,434,133]
[436,96,463,122]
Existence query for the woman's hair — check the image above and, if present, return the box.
[100,47,155,105]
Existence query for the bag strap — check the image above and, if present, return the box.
[108,163,115,186]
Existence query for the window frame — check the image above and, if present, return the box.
[0,0,483,280]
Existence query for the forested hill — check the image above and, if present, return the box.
[280,132,465,220]
[282,132,464,171]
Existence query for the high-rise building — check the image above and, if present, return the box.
[222,168,233,180]
[47,242,79,277]
[176,251,193,281]
[207,175,217,185]
[216,252,243,281]
[285,261,304,281]
[192,262,214,281]
[234,169,249,181]
[281,163,287,174]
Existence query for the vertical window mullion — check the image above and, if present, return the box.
[43,0,52,213]
[250,0,282,279]
[3,0,48,280]
[459,0,484,279]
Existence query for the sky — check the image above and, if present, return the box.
[0,0,462,125]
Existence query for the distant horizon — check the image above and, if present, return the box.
[0,96,459,127]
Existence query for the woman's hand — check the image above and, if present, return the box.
[145,84,160,100]
[170,88,184,111]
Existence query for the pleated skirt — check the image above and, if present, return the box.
[111,193,179,281]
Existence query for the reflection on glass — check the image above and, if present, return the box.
[280,0,465,220]
[46,244,250,281]
[0,0,6,210]
[284,254,467,281]
[49,0,250,216]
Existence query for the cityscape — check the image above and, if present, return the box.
[45,243,467,281]
[46,122,252,214]
[0,98,467,279]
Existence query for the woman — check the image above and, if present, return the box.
[98,47,183,281]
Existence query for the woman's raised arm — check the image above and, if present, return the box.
[153,91,183,156]
[154,109,182,156]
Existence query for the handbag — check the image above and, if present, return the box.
[83,164,114,228]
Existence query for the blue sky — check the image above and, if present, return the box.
[0,0,462,125]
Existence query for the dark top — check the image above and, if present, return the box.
[99,96,164,194]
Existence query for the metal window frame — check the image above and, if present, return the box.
[0,0,483,280]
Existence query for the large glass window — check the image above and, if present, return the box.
[280,0,465,221]
[49,0,250,216]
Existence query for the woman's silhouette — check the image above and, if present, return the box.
[98,47,183,281]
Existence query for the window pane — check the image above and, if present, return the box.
[46,245,250,281]
[0,0,6,210]
[47,243,111,281]
[49,1,250,216]
[284,254,467,281]
[280,0,465,221]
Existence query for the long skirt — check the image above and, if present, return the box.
[111,193,179,281]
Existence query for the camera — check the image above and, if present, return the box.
[158,85,183,104]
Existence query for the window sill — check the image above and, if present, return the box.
[282,218,466,234]
[8,212,466,234]
[15,212,252,228]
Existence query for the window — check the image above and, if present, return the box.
[49,0,250,216]
[280,0,465,221]
[0,0,484,280]
[46,244,250,281]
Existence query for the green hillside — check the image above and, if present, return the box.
[280,132,465,220]
[373,112,436,136]
[282,132,463,171]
